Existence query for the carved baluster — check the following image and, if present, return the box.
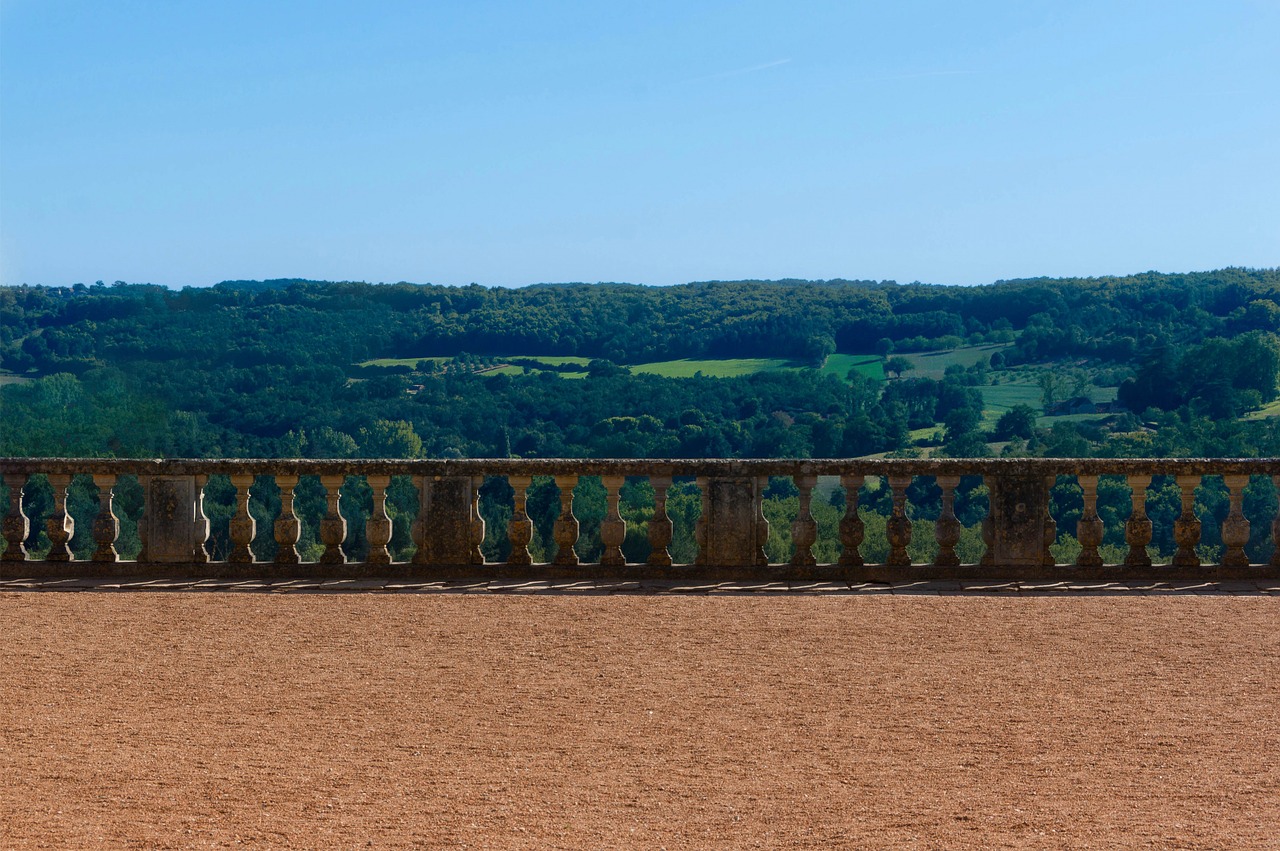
[838,474,864,566]
[319,475,347,564]
[366,475,392,565]
[694,477,709,566]
[46,474,74,562]
[194,474,211,563]
[90,473,119,563]
[274,474,301,564]
[506,475,533,565]
[886,475,913,566]
[754,476,770,566]
[2,473,29,562]
[553,474,580,566]
[647,474,673,567]
[469,475,486,564]
[980,492,995,567]
[1220,475,1251,569]
[411,475,429,565]
[1173,475,1202,568]
[1042,475,1058,567]
[600,475,627,567]
[933,475,961,567]
[1271,476,1280,569]
[1124,474,1152,568]
[1075,475,1104,570]
[228,474,256,563]
[790,474,818,566]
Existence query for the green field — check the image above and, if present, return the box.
[630,358,795,378]
[821,353,885,381]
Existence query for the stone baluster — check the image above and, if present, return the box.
[193,474,211,564]
[228,474,256,563]
[838,474,864,567]
[1041,476,1058,567]
[90,473,119,564]
[1172,475,1202,569]
[790,474,818,567]
[552,474,580,566]
[600,475,627,567]
[2,473,29,563]
[273,474,301,565]
[753,476,770,566]
[506,475,533,565]
[1075,475,1104,571]
[470,475,486,564]
[1124,474,1152,568]
[319,475,347,564]
[366,475,393,565]
[46,473,74,562]
[886,475,913,567]
[646,474,673,568]
[1271,476,1280,570]
[933,475,961,567]
[694,476,709,566]
[1220,475,1251,570]
[411,475,430,565]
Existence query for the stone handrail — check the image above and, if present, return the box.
[3,457,1278,581]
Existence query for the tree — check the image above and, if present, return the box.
[994,405,1037,441]
[884,357,914,379]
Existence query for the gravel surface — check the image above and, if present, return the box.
[3,594,1278,849]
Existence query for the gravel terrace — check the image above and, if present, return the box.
[2,589,1277,849]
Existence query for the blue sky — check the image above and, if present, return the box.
[2,0,1277,288]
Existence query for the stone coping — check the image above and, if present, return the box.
[2,577,1277,595]
[4,456,1280,478]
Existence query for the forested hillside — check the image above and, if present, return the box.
[4,268,1280,460]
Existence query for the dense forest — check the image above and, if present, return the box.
[7,269,1280,566]
[5,268,1280,461]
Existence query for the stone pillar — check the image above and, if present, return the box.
[600,475,627,567]
[1172,475,1201,569]
[933,475,961,568]
[1220,475,1251,573]
[1075,475,1104,574]
[228,474,256,564]
[365,475,393,565]
[45,473,74,562]
[90,473,119,566]
[273,475,301,565]
[506,475,533,565]
[469,475,486,564]
[412,475,478,566]
[838,474,864,567]
[1124,474,1153,569]
[885,475,913,567]
[695,477,766,567]
[552,475,579,566]
[140,475,207,563]
[2,473,28,565]
[790,474,817,567]
[646,474,673,568]
[319,475,347,564]
[985,474,1051,568]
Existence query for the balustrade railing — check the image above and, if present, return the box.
[2,458,1277,580]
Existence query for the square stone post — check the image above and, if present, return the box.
[984,474,1054,575]
[139,475,208,563]
[696,477,767,568]
[415,475,476,565]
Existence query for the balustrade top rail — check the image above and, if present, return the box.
[4,456,1279,477]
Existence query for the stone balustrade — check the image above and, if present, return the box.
[2,457,1277,581]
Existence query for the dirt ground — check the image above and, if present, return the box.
[2,593,1278,849]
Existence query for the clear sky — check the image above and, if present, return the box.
[2,0,1277,288]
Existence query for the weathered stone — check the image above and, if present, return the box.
[140,476,206,563]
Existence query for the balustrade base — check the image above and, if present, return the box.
[5,560,1276,583]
